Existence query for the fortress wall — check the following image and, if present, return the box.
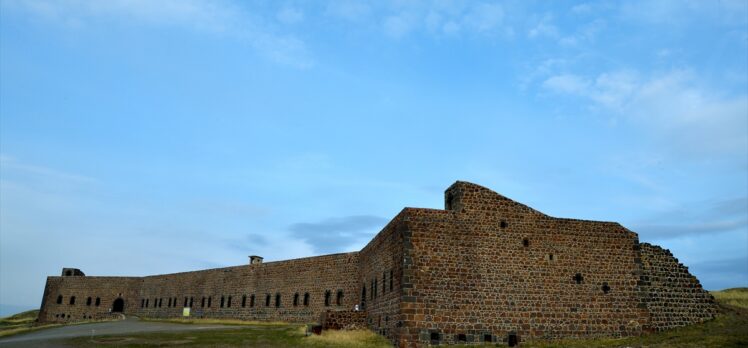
[38,276,140,323]
[133,252,360,323]
[639,243,717,331]
[357,210,408,344]
[400,182,648,346]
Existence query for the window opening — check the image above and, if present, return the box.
[56,295,63,304]
[574,273,584,284]
[602,283,611,294]
[522,238,529,247]
[303,293,309,306]
[293,293,299,306]
[242,295,247,308]
[324,290,331,306]
[501,220,508,228]
[69,296,76,305]
[508,333,518,347]
[275,293,281,308]
[457,334,467,342]
[86,297,92,306]
[336,290,344,306]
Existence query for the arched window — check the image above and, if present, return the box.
[336,290,344,306]
[86,297,92,306]
[220,296,224,308]
[56,295,63,304]
[303,293,310,306]
[293,293,299,306]
[95,297,100,306]
[69,296,76,305]
[207,296,212,307]
[189,297,194,307]
[184,297,188,307]
[265,294,271,307]
[250,294,255,307]
[201,297,206,308]
[324,290,331,307]
[242,295,247,308]
[227,296,232,308]
[275,293,281,308]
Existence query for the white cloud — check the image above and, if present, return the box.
[464,3,503,33]
[542,70,748,159]
[3,0,313,68]
[528,14,558,38]
[383,14,414,39]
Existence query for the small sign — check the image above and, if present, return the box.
[183,307,190,317]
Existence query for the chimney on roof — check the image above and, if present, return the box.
[249,255,263,265]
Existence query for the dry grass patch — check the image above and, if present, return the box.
[141,317,288,326]
[305,329,391,348]
[711,288,748,309]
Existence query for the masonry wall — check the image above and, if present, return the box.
[639,243,717,331]
[357,211,408,344]
[398,182,649,347]
[39,253,360,324]
[38,276,140,323]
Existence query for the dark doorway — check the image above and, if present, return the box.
[508,333,518,347]
[112,298,124,312]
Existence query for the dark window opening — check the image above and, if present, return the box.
[522,238,529,247]
[370,280,374,300]
[265,294,271,307]
[360,286,366,310]
[220,296,225,308]
[95,297,100,306]
[574,273,584,284]
[189,297,193,307]
[173,297,177,307]
[293,293,299,307]
[65,270,72,276]
[250,295,255,307]
[303,293,309,306]
[56,295,63,304]
[145,299,149,308]
[457,334,467,342]
[184,297,188,307]
[275,293,281,308]
[69,296,76,305]
[324,290,331,307]
[207,297,212,307]
[227,296,232,307]
[336,290,343,306]
[430,332,440,344]
[112,298,124,313]
[168,298,172,307]
[508,333,518,347]
[86,297,92,306]
[201,297,206,308]
[390,270,393,291]
[500,220,508,228]
[242,295,247,308]
[383,272,387,295]
[446,193,454,210]
[159,298,163,308]
[141,299,145,308]
[602,283,611,294]
[484,334,492,342]
[548,253,554,261]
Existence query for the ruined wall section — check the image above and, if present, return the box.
[357,211,407,344]
[639,243,717,331]
[400,182,647,346]
[135,252,360,323]
[38,276,140,323]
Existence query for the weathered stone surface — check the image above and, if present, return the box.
[36,181,717,347]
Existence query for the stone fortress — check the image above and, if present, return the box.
[38,181,717,346]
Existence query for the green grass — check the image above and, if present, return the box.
[711,287,748,309]
[0,310,63,338]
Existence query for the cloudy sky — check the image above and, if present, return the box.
[1,0,746,315]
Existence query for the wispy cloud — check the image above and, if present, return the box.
[3,0,313,68]
[541,69,748,160]
[0,154,95,184]
[289,215,388,254]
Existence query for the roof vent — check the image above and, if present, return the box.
[249,255,264,265]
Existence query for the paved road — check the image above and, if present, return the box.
[0,316,238,347]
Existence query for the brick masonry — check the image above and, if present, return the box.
[37,181,717,346]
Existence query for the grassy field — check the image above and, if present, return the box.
[3,288,747,347]
[0,310,62,338]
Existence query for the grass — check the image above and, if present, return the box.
[0,310,62,338]
[711,287,748,309]
[3,288,747,346]
[141,317,290,326]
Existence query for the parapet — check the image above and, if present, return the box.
[61,268,85,277]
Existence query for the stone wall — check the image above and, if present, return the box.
[639,243,717,331]
[320,310,367,330]
[38,276,140,323]
[399,182,650,346]
[37,181,718,347]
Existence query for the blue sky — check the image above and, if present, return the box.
[1,0,746,315]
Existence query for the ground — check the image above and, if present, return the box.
[0,288,746,347]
